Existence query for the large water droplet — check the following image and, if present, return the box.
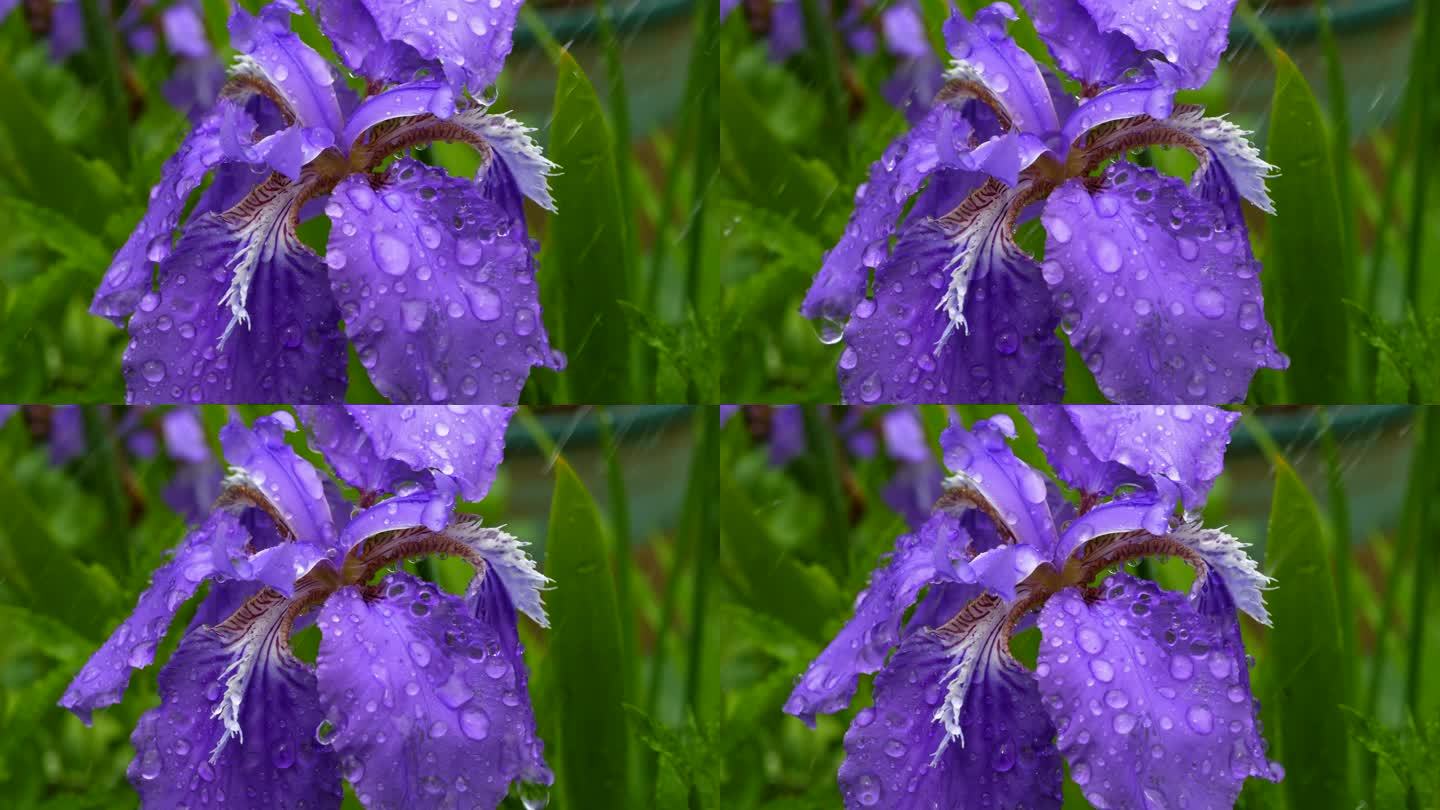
[372,233,411,276]
[460,707,491,740]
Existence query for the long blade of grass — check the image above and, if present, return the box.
[545,458,631,810]
[1264,460,1353,809]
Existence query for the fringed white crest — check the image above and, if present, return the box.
[207,590,292,763]
[931,593,1010,761]
[1167,521,1275,626]
[457,110,561,213]
[931,179,1025,350]
[447,521,553,627]
[214,176,309,346]
[1162,107,1278,215]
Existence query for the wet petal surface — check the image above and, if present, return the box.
[326,159,560,403]
[1042,163,1286,403]
[1036,574,1279,809]
[128,589,342,810]
[316,573,548,810]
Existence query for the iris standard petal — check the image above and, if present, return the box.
[784,512,971,725]
[938,414,1060,554]
[1024,405,1237,512]
[220,411,339,547]
[325,159,560,403]
[92,101,234,323]
[838,188,1063,404]
[1020,0,1145,91]
[1058,67,1178,155]
[315,573,548,810]
[229,0,343,137]
[128,589,342,810]
[344,405,513,502]
[942,3,1059,136]
[1041,163,1286,403]
[1036,574,1279,809]
[121,184,349,404]
[312,0,521,102]
[1076,0,1237,88]
[60,511,251,723]
[839,623,1062,810]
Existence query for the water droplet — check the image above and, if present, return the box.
[460,707,491,740]
[1194,287,1225,319]
[464,284,502,320]
[1090,236,1122,274]
[372,233,411,276]
[1076,627,1104,654]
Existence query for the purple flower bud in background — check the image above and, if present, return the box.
[60,406,552,810]
[786,406,1283,809]
[92,0,563,404]
[807,0,1288,404]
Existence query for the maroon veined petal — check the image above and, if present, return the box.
[315,573,549,809]
[784,512,972,726]
[121,182,349,404]
[838,595,1063,809]
[1035,574,1281,809]
[1020,0,1146,91]
[942,3,1060,136]
[91,100,240,324]
[220,411,339,549]
[838,182,1063,404]
[1077,0,1239,89]
[938,413,1061,557]
[1023,405,1238,512]
[60,511,251,724]
[128,589,342,810]
[1058,67,1178,155]
[325,159,561,404]
[1041,163,1287,403]
[228,0,343,136]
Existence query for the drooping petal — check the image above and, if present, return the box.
[1035,574,1280,809]
[1076,0,1238,88]
[121,178,349,404]
[312,0,520,102]
[839,595,1062,809]
[801,105,975,327]
[784,512,971,725]
[837,182,1063,403]
[91,101,236,323]
[1041,163,1286,403]
[326,159,560,404]
[466,562,551,784]
[942,3,1060,136]
[220,411,338,549]
[128,589,343,810]
[1024,405,1238,511]
[938,413,1060,555]
[228,0,343,136]
[60,511,251,723]
[1020,0,1145,91]
[316,572,549,809]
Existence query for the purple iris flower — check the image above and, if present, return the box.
[786,405,1283,808]
[92,0,563,404]
[807,0,1288,404]
[60,405,552,809]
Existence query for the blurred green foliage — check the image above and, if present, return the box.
[0,405,711,809]
[0,0,716,403]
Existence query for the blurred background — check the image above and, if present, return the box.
[0,404,718,809]
[0,0,717,403]
[718,405,1439,808]
[717,0,1440,403]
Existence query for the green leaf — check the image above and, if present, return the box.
[540,50,634,402]
[1262,460,1352,808]
[544,459,630,810]
[1261,49,1355,402]
[0,466,122,639]
[624,706,723,810]
[719,69,840,231]
[0,60,123,231]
